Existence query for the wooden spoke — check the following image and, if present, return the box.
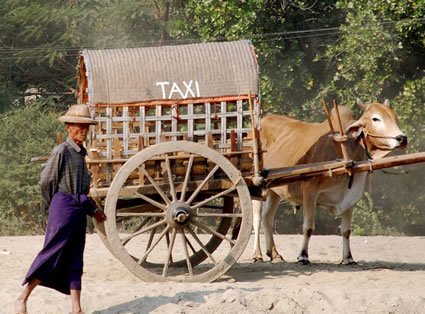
[138,225,171,265]
[183,232,197,254]
[186,227,218,265]
[145,222,158,254]
[165,230,173,264]
[191,220,236,246]
[190,185,237,210]
[117,212,165,217]
[195,212,242,218]
[186,164,220,205]
[140,167,171,205]
[165,154,177,202]
[180,231,193,277]
[162,228,177,277]
[116,203,159,214]
[134,192,167,211]
[180,154,194,202]
[120,218,166,244]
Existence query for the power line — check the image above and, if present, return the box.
[0,15,423,59]
[0,29,342,60]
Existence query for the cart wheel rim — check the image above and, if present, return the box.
[104,141,252,282]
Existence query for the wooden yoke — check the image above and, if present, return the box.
[249,91,263,186]
[332,100,351,161]
[322,99,354,184]
[322,99,344,159]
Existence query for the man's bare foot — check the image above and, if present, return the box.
[14,299,27,314]
[72,307,84,314]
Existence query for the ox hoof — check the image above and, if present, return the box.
[297,259,311,265]
[271,257,285,264]
[267,251,285,263]
[267,254,285,263]
[252,257,264,263]
[340,259,357,265]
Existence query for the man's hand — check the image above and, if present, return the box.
[93,209,107,223]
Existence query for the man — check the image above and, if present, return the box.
[15,104,107,314]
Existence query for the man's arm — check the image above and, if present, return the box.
[40,147,63,210]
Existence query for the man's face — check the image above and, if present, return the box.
[66,123,90,145]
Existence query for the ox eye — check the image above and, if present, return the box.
[372,117,381,122]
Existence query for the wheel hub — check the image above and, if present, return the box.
[166,202,193,228]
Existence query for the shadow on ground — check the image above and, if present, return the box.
[222,259,425,282]
[92,287,261,314]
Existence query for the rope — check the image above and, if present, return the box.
[171,104,180,121]
[367,160,373,173]
[363,130,398,140]
[361,136,373,160]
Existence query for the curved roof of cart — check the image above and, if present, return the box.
[77,40,259,106]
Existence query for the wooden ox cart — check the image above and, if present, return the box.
[76,40,425,283]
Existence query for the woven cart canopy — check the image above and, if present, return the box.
[78,40,259,105]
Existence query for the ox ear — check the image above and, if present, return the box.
[356,98,368,110]
[346,119,364,139]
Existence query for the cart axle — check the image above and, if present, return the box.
[167,202,193,228]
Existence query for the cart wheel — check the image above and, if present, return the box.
[104,141,252,282]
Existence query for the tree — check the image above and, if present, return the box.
[0,0,183,112]
[172,0,342,119]
[0,99,63,235]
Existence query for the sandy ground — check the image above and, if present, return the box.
[1,233,425,314]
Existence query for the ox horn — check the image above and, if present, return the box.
[384,99,390,106]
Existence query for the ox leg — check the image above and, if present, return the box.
[298,187,318,265]
[252,199,264,262]
[263,192,284,262]
[340,206,356,265]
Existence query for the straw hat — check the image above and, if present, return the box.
[59,104,96,125]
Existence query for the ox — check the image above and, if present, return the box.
[252,100,407,264]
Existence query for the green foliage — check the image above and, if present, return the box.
[0,99,63,235]
[0,0,82,94]
[393,75,425,151]
[370,166,425,236]
[326,10,399,102]
[0,0,180,111]
[326,1,425,118]
[351,193,398,236]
